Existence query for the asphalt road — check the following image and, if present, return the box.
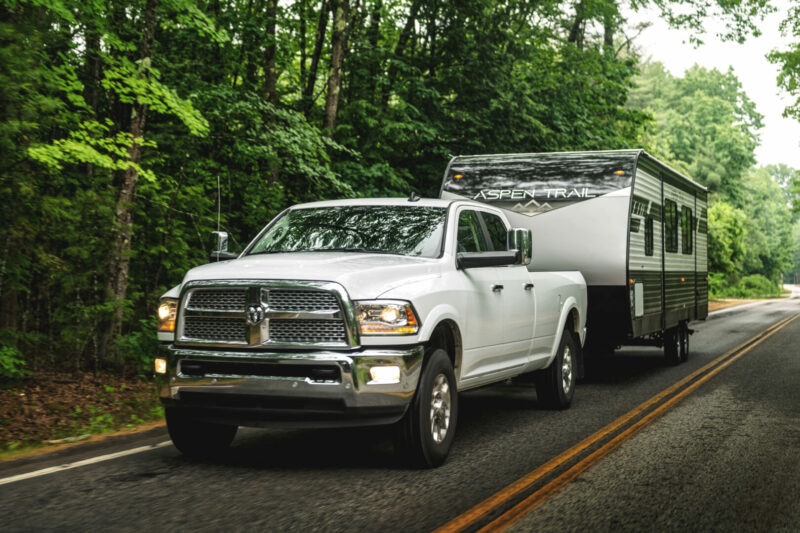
[2,290,799,532]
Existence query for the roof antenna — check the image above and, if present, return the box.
[408,192,420,202]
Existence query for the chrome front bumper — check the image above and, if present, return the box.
[159,344,424,428]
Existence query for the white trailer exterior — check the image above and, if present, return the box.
[440,150,708,361]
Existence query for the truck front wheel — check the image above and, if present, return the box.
[394,348,458,468]
[165,408,238,459]
[535,330,577,409]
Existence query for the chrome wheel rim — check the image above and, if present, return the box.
[561,346,573,394]
[430,373,451,444]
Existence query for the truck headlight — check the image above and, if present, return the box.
[157,298,178,332]
[355,300,420,335]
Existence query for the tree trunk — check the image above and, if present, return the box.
[323,0,348,134]
[299,0,307,86]
[568,0,585,49]
[303,0,329,115]
[264,0,278,103]
[603,2,616,50]
[103,0,158,359]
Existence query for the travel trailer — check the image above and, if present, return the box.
[441,149,708,364]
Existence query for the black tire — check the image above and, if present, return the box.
[165,408,238,459]
[679,321,689,362]
[535,330,577,409]
[394,348,458,468]
[664,326,681,366]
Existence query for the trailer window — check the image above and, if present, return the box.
[645,216,654,256]
[664,199,678,253]
[457,210,489,252]
[681,207,693,254]
[480,213,509,251]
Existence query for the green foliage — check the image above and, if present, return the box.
[0,0,784,375]
[710,273,783,299]
[0,345,27,379]
[631,61,761,203]
[708,201,748,278]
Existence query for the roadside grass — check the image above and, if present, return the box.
[0,372,164,461]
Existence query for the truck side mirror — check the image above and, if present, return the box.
[209,231,238,262]
[508,228,533,266]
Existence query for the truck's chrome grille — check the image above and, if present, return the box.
[268,290,339,311]
[187,289,247,311]
[183,317,248,343]
[178,283,353,347]
[269,319,347,343]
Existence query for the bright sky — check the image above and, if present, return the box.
[628,1,800,169]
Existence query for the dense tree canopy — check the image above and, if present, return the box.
[0,0,791,375]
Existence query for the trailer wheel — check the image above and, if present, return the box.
[664,327,682,366]
[165,408,238,459]
[394,348,458,468]
[679,322,689,362]
[535,329,576,409]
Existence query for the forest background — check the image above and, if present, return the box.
[2,0,800,384]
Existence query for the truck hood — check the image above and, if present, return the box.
[180,252,442,300]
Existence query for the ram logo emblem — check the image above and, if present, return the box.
[246,304,265,326]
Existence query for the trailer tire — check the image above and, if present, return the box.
[394,349,458,468]
[535,329,576,409]
[664,327,681,366]
[166,408,238,459]
[679,322,689,362]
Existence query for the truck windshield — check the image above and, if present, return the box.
[247,205,447,258]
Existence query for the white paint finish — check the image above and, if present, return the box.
[502,190,631,286]
[0,441,172,487]
[166,198,588,393]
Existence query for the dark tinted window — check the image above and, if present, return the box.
[457,210,489,253]
[481,212,508,251]
[681,207,693,254]
[645,216,654,256]
[664,199,678,253]
[248,206,446,258]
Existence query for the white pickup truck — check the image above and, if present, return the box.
[155,197,587,467]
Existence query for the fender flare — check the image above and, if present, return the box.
[544,296,584,376]
[417,303,464,379]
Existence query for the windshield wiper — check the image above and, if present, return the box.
[314,248,402,255]
[249,248,403,256]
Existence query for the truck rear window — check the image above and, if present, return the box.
[248,206,447,258]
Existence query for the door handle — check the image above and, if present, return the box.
[492,284,504,292]
[524,283,534,291]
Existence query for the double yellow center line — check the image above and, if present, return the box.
[436,311,800,533]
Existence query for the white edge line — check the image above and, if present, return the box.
[0,441,172,486]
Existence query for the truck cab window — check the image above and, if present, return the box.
[681,207,693,254]
[457,210,489,252]
[664,199,678,253]
[480,212,509,251]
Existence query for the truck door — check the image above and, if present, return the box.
[478,211,536,356]
[456,209,529,381]
[455,209,510,380]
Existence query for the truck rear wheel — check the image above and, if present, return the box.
[394,348,458,468]
[535,330,577,409]
[165,408,238,459]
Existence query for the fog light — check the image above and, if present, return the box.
[155,358,167,375]
[369,365,400,384]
